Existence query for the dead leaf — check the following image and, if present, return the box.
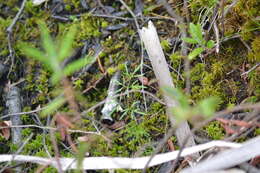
[138,76,149,85]
[250,155,260,166]
[0,121,11,140]
[106,121,125,130]
[167,139,175,151]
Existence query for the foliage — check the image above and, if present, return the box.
[0,0,259,172]
[164,87,220,123]
[204,121,225,140]
[182,23,215,60]
[19,21,93,115]
[117,64,145,92]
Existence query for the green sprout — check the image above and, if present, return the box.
[182,23,215,60]
[19,21,93,115]
[163,87,219,123]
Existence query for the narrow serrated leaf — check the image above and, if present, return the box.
[38,21,57,61]
[19,43,50,66]
[58,25,77,61]
[41,97,66,116]
[63,56,94,76]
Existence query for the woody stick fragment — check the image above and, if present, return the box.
[139,21,196,148]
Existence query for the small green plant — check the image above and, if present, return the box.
[164,87,220,123]
[182,23,215,60]
[19,21,93,115]
[204,121,225,140]
[117,63,145,93]
[120,101,146,120]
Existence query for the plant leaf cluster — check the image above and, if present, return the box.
[19,21,93,115]
[164,87,220,123]
[182,23,215,60]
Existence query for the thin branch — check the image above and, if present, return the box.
[241,62,260,76]
[6,0,27,33]
[0,140,242,170]
[180,137,260,173]
[0,133,33,172]
[0,125,102,136]
[1,107,44,119]
[6,0,27,77]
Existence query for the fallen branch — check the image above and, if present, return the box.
[0,140,241,170]
[181,136,260,173]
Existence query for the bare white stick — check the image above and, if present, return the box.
[139,21,195,147]
[0,140,241,170]
[213,22,220,53]
[181,136,260,173]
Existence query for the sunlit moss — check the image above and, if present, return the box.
[204,121,225,140]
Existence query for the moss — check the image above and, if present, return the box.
[248,69,260,98]
[254,128,260,136]
[248,36,260,62]
[204,121,225,140]
[73,78,84,90]
[189,0,218,21]
[190,63,206,84]
[41,167,57,173]
[161,39,171,52]
[190,62,226,106]
[24,60,51,105]
[64,0,81,11]
[74,14,101,45]
[234,0,260,41]
[0,17,11,56]
[116,121,150,155]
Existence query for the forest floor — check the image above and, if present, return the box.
[0,0,259,172]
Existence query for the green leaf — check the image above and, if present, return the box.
[188,47,204,60]
[38,21,56,60]
[58,25,77,61]
[50,71,63,84]
[197,97,219,117]
[172,107,191,123]
[182,37,198,44]
[76,142,91,171]
[63,56,94,76]
[163,87,189,109]
[41,96,66,116]
[189,23,203,44]
[19,43,50,67]
[207,40,215,49]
